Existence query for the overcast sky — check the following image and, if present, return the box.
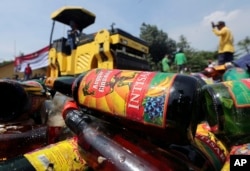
[1,0,250,61]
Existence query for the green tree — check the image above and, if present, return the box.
[237,36,250,55]
[174,35,217,72]
[188,50,217,72]
[139,23,216,72]
[139,23,176,63]
[176,35,190,51]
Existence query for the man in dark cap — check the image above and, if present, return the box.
[211,21,235,65]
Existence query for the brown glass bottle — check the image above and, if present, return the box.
[0,79,48,123]
[46,69,203,145]
[0,137,90,171]
[63,106,204,171]
[202,62,234,81]
[0,79,29,122]
[0,124,48,161]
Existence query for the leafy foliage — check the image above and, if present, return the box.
[139,23,217,72]
[140,23,176,63]
[237,36,250,55]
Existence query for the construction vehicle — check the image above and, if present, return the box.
[48,6,150,78]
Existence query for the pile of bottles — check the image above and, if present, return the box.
[0,65,250,170]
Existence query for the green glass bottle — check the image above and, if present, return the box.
[202,78,250,146]
[222,67,250,81]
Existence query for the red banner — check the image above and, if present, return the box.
[14,46,49,72]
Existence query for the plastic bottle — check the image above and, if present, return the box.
[0,79,49,123]
[46,68,203,145]
[201,78,250,147]
[62,101,205,171]
[0,124,48,161]
[0,137,90,171]
[39,91,75,143]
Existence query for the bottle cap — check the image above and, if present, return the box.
[62,100,78,119]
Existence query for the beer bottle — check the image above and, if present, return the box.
[0,79,29,122]
[194,122,229,171]
[46,68,203,145]
[62,101,201,171]
[0,79,49,123]
[221,142,250,171]
[222,67,250,81]
[202,62,233,81]
[0,137,90,171]
[0,124,48,161]
[201,78,250,147]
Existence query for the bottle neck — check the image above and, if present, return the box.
[64,110,90,135]
[169,75,203,141]
[47,76,76,97]
[64,109,198,170]
[202,84,224,133]
[72,73,85,102]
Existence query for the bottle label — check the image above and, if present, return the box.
[221,143,250,171]
[24,137,88,170]
[21,80,45,96]
[78,69,176,127]
[222,67,250,81]
[223,79,250,107]
[195,122,228,171]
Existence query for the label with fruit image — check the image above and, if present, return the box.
[78,69,176,127]
[223,79,250,107]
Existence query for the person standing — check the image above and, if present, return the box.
[174,49,187,73]
[211,21,235,65]
[24,63,32,80]
[161,54,170,72]
[67,20,80,51]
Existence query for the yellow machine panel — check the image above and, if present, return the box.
[48,6,150,78]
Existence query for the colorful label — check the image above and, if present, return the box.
[24,137,88,171]
[222,67,250,81]
[195,122,229,171]
[22,80,45,95]
[223,78,250,107]
[78,69,175,127]
[221,143,250,171]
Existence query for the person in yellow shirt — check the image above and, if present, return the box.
[211,21,235,65]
